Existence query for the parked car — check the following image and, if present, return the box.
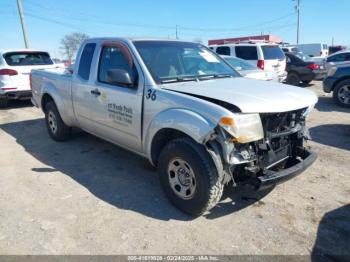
[292,52,326,68]
[281,45,300,53]
[0,49,58,108]
[210,41,287,82]
[328,45,346,55]
[325,50,350,71]
[31,38,317,215]
[297,43,329,58]
[323,64,350,107]
[285,52,327,86]
[222,55,279,82]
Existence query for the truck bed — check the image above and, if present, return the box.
[31,68,74,122]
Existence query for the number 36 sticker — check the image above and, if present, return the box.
[146,89,157,101]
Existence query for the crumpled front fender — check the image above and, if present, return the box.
[143,108,217,165]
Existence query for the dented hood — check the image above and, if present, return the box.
[162,77,318,113]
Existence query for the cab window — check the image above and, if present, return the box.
[98,45,136,85]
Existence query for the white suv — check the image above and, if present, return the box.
[210,41,287,82]
[0,49,59,107]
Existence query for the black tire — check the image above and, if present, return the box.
[287,72,301,86]
[158,137,224,216]
[44,101,71,141]
[333,79,350,108]
[0,97,8,108]
[302,80,312,85]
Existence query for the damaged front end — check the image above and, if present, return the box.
[209,107,317,189]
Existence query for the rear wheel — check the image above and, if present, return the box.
[158,137,224,216]
[333,80,350,108]
[287,72,301,86]
[0,97,8,108]
[44,101,71,141]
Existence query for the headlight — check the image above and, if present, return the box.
[219,113,264,143]
[302,105,314,119]
[327,67,337,77]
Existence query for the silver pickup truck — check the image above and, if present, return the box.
[31,38,318,215]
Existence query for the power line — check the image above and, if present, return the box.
[179,13,295,32]
[24,0,296,34]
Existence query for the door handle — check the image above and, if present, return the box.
[90,89,101,96]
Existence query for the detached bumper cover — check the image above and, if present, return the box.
[256,148,317,190]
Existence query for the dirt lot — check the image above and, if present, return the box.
[0,81,349,257]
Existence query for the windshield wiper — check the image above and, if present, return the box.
[197,74,233,80]
[194,74,233,81]
[160,74,233,84]
[160,76,198,84]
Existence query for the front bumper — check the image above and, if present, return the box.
[255,147,317,190]
[0,90,32,100]
[323,76,337,93]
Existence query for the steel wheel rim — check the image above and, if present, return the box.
[48,111,58,134]
[338,85,350,105]
[168,158,196,200]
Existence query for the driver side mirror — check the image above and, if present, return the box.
[107,69,136,88]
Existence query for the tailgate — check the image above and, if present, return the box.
[10,65,59,91]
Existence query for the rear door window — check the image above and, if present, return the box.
[78,43,96,80]
[3,52,53,66]
[216,46,231,56]
[327,53,350,62]
[261,45,285,60]
[235,46,258,60]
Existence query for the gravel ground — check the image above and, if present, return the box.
[0,81,349,257]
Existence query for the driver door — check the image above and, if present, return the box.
[89,42,144,153]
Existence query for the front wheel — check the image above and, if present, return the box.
[333,80,350,108]
[158,138,224,216]
[44,101,72,141]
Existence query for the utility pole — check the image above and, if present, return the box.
[296,0,300,44]
[16,0,29,48]
[176,25,178,40]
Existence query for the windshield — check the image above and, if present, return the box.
[133,41,239,83]
[261,45,285,60]
[3,52,53,66]
[224,56,257,71]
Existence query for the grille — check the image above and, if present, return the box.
[260,108,306,137]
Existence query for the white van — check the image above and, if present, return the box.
[297,43,329,58]
[209,41,287,82]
